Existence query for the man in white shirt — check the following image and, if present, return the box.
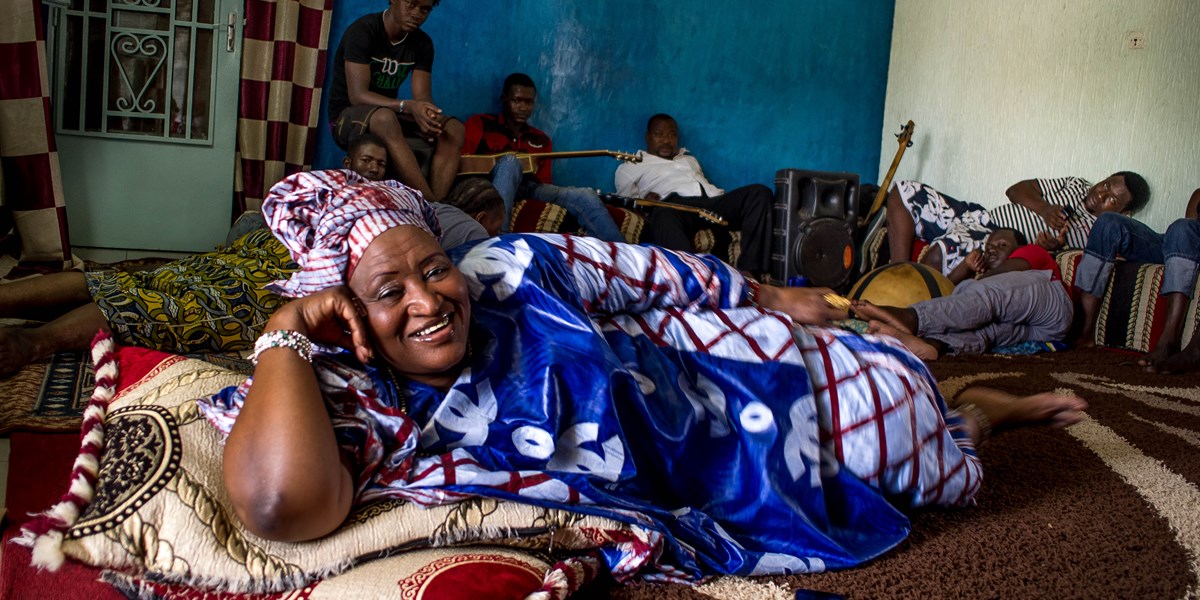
[615,113,772,277]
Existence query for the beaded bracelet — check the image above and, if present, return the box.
[251,329,314,365]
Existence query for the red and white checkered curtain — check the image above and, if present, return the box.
[0,0,74,279]
[234,0,334,215]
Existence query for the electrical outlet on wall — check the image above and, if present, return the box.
[1126,30,1146,50]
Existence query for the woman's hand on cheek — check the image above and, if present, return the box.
[268,287,374,363]
[755,285,848,326]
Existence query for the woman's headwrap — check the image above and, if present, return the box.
[263,170,442,297]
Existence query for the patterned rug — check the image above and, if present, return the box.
[0,349,93,435]
[0,348,251,435]
[615,348,1200,599]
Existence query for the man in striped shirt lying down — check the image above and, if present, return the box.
[883,172,1151,278]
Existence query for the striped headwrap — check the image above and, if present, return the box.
[263,169,441,297]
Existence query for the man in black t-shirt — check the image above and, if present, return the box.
[328,0,462,201]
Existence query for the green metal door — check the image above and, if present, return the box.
[48,0,242,252]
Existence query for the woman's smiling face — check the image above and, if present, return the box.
[348,225,471,389]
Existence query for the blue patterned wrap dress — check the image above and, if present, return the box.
[199,233,981,580]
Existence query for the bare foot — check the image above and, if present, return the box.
[957,386,1087,432]
[868,320,940,361]
[851,300,917,334]
[998,392,1089,428]
[1145,347,1200,375]
[1137,342,1179,370]
[1073,323,1097,349]
[0,326,40,377]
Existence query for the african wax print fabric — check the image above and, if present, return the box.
[198,234,981,580]
[262,169,441,297]
[896,177,1092,274]
[87,228,295,354]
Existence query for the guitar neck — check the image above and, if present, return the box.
[458,150,633,176]
[530,150,623,161]
[865,121,914,221]
[870,151,907,210]
[632,199,729,226]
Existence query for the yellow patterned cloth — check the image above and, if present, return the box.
[86,229,296,353]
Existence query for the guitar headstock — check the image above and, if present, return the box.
[697,209,728,226]
[611,150,642,163]
[895,120,915,148]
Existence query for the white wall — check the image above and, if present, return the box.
[881,0,1200,231]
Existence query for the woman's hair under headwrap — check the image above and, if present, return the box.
[263,170,442,297]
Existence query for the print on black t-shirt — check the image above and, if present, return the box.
[370,57,414,92]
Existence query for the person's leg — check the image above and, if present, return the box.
[885,181,986,267]
[1140,292,1192,371]
[1073,213,1164,347]
[885,186,917,264]
[797,325,1085,510]
[0,303,108,376]
[1143,219,1200,373]
[851,300,919,333]
[489,155,524,234]
[912,292,976,337]
[426,117,465,202]
[918,243,944,272]
[0,271,92,319]
[855,291,1011,358]
[643,207,701,252]
[1146,292,1200,374]
[796,324,981,507]
[366,108,435,200]
[923,272,1070,353]
[529,184,625,242]
[954,386,1087,447]
[865,320,942,360]
[704,184,773,275]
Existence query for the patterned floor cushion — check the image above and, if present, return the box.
[16,336,650,597]
[510,199,742,266]
[1057,250,1199,353]
[106,546,601,599]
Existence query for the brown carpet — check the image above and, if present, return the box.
[614,348,1200,599]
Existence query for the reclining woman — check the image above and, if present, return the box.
[199,169,1088,580]
[0,163,498,376]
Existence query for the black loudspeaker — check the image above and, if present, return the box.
[770,169,859,291]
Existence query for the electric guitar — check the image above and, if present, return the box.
[458,150,641,176]
[599,193,729,226]
[861,120,915,225]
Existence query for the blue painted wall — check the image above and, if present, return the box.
[314,1,896,193]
